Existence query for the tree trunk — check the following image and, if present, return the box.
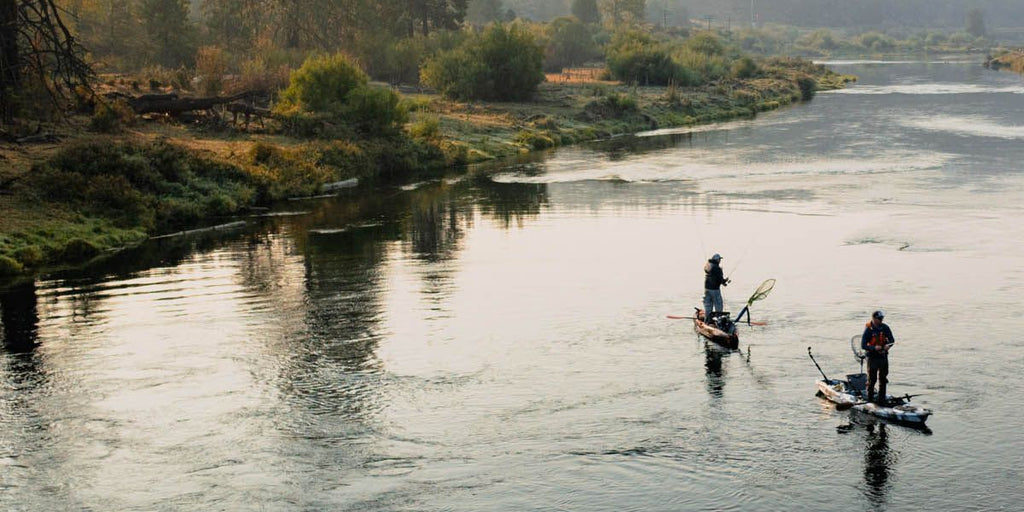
[0,0,19,124]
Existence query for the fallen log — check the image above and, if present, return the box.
[128,91,255,115]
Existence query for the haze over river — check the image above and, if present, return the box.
[3,60,1023,511]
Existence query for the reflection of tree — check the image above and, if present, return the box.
[409,192,464,262]
[0,281,39,353]
[596,131,697,160]
[473,175,548,230]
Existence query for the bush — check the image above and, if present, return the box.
[195,46,228,96]
[344,86,408,136]
[13,246,45,267]
[276,53,407,137]
[0,255,23,276]
[90,100,135,133]
[731,56,759,79]
[60,238,101,263]
[421,23,544,101]
[409,114,441,139]
[796,76,817,100]
[277,53,368,115]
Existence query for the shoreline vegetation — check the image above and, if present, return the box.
[985,49,1024,73]
[40,6,1019,283]
[1,57,852,281]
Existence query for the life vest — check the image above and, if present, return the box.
[864,321,889,348]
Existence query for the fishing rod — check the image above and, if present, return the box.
[807,347,831,382]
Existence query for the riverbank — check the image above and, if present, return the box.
[986,50,1024,72]
[0,59,853,281]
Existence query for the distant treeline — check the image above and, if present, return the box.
[502,0,1024,30]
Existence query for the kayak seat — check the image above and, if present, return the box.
[846,373,867,398]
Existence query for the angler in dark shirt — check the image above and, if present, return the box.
[702,253,730,325]
[862,310,895,404]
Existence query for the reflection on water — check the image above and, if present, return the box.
[3,60,1024,510]
[1,282,39,354]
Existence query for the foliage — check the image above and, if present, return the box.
[89,100,136,133]
[598,0,645,27]
[605,30,683,86]
[139,0,196,68]
[277,54,369,115]
[195,46,228,96]
[571,0,601,24]
[731,56,759,79]
[29,141,254,233]
[544,17,602,72]
[0,256,23,276]
[685,31,725,56]
[966,8,987,38]
[421,23,544,101]
[275,53,407,137]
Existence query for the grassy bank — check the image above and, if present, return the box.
[0,59,851,280]
[986,50,1024,73]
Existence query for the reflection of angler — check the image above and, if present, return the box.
[863,423,893,506]
[704,343,725,397]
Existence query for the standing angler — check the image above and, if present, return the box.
[862,310,895,404]
[703,253,729,325]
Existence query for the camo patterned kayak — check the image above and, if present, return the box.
[816,378,932,425]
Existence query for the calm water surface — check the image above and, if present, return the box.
[2,61,1024,511]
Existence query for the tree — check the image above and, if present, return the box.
[139,0,195,68]
[598,0,644,26]
[0,0,93,124]
[966,8,986,38]
[405,0,468,37]
[571,0,600,24]
[544,16,601,71]
[421,23,544,101]
[467,0,503,25]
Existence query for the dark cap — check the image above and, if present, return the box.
[872,310,885,320]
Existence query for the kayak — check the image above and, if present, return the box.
[816,374,932,425]
[694,308,739,350]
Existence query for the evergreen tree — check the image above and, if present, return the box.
[966,8,986,38]
[139,0,195,68]
[571,0,600,24]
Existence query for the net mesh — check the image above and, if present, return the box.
[746,279,776,306]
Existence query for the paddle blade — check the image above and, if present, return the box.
[746,279,776,307]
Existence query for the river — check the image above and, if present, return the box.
[2,60,1023,511]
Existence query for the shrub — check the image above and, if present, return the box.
[13,246,45,267]
[422,23,544,101]
[796,76,817,100]
[344,86,408,136]
[277,53,369,115]
[731,56,759,79]
[60,239,100,263]
[195,46,228,96]
[90,100,135,133]
[409,114,442,139]
[0,255,23,276]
